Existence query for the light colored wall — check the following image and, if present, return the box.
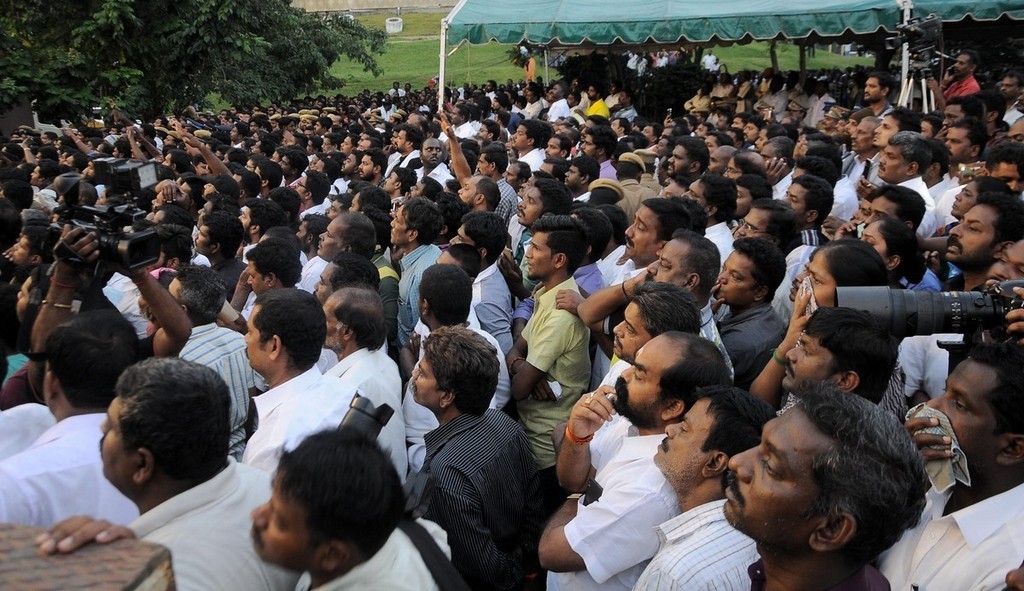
[292,0,455,12]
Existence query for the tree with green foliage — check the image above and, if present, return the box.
[0,0,387,121]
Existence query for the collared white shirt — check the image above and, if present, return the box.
[299,255,329,294]
[548,418,680,591]
[315,519,448,591]
[419,162,454,186]
[934,181,965,230]
[0,413,138,527]
[518,148,546,173]
[831,176,859,222]
[843,154,870,183]
[299,199,329,220]
[131,460,298,591]
[879,483,1024,591]
[324,347,407,478]
[385,149,421,179]
[896,176,938,238]
[928,173,959,204]
[242,367,357,473]
[597,244,628,286]
[704,223,734,268]
[634,499,758,591]
[771,172,792,201]
[455,121,480,140]
[0,403,55,462]
[547,99,571,121]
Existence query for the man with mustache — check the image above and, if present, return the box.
[635,386,774,590]
[725,382,927,590]
[945,192,1024,291]
[539,331,730,590]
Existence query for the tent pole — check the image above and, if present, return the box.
[544,49,550,83]
[439,18,449,112]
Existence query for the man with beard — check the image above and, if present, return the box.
[861,71,895,118]
[634,386,774,590]
[945,192,1024,291]
[357,148,387,186]
[725,383,926,590]
[539,332,731,591]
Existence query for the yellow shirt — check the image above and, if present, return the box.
[519,277,591,469]
[586,99,611,119]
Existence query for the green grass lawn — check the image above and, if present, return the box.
[331,10,873,93]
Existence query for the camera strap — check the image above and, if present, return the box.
[397,518,471,591]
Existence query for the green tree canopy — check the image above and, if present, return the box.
[0,0,387,121]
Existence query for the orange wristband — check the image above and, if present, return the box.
[565,424,593,445]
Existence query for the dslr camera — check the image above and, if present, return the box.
[836,280,1024,340]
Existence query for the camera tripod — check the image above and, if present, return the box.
[896,65,936,112]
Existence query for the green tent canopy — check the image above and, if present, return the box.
[444,0,1024,47]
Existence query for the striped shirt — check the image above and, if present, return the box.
[178,323,255,458]
[634,499,758,591]
[495,178,519,227]
[423,410,543,590]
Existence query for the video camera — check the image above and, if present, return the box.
[835,280,1024,340]
[48,159,161,273]
[885,14,943,76]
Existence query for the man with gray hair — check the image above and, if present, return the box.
[725,382,928,589]
[878,131,938,237]
[171,265,254,458]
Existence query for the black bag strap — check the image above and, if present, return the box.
[397,518,471,591]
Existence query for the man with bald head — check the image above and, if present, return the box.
[709,146,737,175]
[322,287,406,476]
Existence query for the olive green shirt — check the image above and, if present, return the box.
[518,277,592,469]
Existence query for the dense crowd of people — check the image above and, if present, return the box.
[2,46,1024,591]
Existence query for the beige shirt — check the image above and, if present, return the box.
[131,460,298,591]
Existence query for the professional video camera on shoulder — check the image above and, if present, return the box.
[47,159,161,273]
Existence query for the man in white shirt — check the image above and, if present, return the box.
[0,310,138,527]
[323,287,407,477]
[687,173,736,264]
[635,386,773,590]
[384,124,422,179]
[881,342,1024,590]
[539,332,731,591]
[547,85,571,122]
[512,119,551,173]
[878,131,939,237]
[242,289,357,473]
[37,358,297,591]
[251,430,449,591]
